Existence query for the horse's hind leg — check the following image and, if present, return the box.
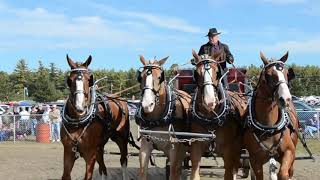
[139,137,153,180]
[96,146,107,180]
[114,137,129,180]
[62,147,76,180]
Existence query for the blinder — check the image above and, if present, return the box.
[136,66,165,84]
[288,67,295,82]
[89,75,94,87]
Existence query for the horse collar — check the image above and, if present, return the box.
[190,83,229,126]
[135,85,176,128]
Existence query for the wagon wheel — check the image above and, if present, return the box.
[241,159,250,178]
[165,158,170,180]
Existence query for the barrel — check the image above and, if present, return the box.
[36,123,50,143]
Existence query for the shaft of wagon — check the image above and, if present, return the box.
[139,129,216,138]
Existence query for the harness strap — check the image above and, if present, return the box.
[62,121,92,159]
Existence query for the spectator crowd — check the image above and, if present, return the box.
[0,104,62,142]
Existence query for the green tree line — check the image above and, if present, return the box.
[0,60,318,102]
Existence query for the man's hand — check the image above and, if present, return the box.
[227,57,234,64]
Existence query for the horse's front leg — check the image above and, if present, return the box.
[249,157,264,180]
[278,149,295,180]
[190,141,206,180]
[169,143,187,180]
[223,147,241,180]
[84,150,97,180]
[62,146,76,180]
[139,137,153,180]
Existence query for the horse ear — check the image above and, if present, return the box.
[279,51,289,63]
[260,51,269,65]
[139,55,147,65]
[82,55,92,68]
[159,56,169,66]
[212,51,222,61]
[192,49,201,63]
[66,54,77,69]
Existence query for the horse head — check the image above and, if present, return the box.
[259,51,295,108]
[66,55,94,114]
[137,55,168,113]
[191,49,223,111]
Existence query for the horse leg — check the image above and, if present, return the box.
[84,150,97,180]
[223,148,240,180]
[114,137,129,180]
[62,147,76,180]
[249,158,264,180]
[96,146,107,180]
[190,141,204,180]
[139,137,153,180]
[278,150,294,180]
[169,143,187,180]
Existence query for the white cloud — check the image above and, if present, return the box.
[0,2,201,51]
[264,36,320,53]
[260,0,306,5]
[0,4,157,50]
[88,2,202,33]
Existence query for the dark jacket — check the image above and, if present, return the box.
[198,41,234,69]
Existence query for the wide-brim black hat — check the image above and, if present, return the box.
[205,28,221,37]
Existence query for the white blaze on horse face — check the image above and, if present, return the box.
[142,73,156,113]
[274,66,291,106]
[75,78,85,112]
[203,67,216,110]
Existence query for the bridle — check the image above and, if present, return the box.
[71,68,89,95]
[257,61,289,101]
[138,65,165,104]
[194,58,225,89]
[63,68,96,125]
[191,58,229,125]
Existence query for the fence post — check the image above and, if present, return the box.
[317,111,320,140]
[13,115,16,143]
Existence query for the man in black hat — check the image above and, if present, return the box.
[198,28,234,87]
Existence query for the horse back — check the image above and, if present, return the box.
[174,90,191,120]
[97,94,129,133]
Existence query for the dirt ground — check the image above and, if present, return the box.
[0,122,319,180]
[0,139,319,180]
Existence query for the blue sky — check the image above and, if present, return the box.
[0,0,319,72]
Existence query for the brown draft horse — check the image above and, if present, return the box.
[135,56,191,180]
[243,52,298,180]
[61,55,130,180]
[189,50,247,180]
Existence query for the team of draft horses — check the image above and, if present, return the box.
[61,49,299,180]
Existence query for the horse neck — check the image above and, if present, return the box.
[254,83,280,126]
[143,83,167,120]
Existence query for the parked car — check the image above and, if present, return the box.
[312,102,320,111]
[0,106,6,115]
[293,100,318,124]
